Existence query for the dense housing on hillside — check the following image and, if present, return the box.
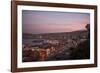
[22,29,89,62]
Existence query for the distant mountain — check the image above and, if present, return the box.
[23,30,87,35]
[23,30,88,39]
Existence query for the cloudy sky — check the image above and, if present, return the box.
[22,10,90,34]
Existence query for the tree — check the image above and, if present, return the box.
[70,24,90,59]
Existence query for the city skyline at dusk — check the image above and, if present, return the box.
[22,10,90,34]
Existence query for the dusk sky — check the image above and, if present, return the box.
[22,10,90,34]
